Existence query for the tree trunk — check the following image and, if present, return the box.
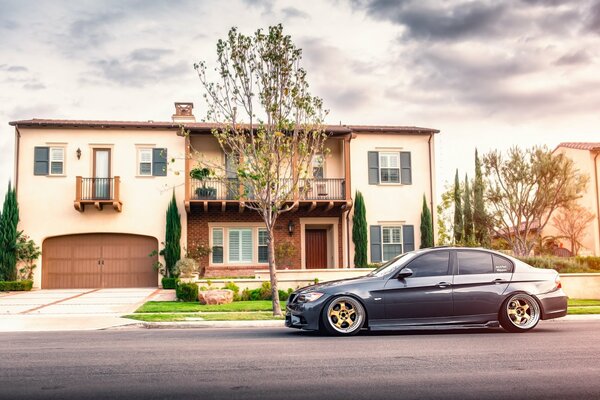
[268,229,283,317]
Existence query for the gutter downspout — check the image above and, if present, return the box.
[594,151,600,255]
[346,202,354,269]
[428,133,435,245]
[14,124,21,196]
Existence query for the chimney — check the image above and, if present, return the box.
[172,102,196,123]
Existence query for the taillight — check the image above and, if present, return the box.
[555,275,562,289]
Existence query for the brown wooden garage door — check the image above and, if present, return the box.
[42,234,158,289]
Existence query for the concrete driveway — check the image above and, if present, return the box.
[0,288,169,332]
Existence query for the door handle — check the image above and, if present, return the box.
[436,282,451,288]
[493,278,507,284]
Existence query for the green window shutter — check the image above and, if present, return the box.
[403,225,415,252]
[400,152,412,185]
[368,151,379,185]
[34,147,49,175]
[370,225,382,263]
[152,148,167,176]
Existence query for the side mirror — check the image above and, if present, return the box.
[397,268,413,279]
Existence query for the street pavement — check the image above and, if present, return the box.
[1,320,599,400]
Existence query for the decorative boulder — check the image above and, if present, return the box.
[198,289,234,305]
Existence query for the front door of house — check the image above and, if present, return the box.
[93,149,111,199]
[305,229,328,269]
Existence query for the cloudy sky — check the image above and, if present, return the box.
[1,0,599,201]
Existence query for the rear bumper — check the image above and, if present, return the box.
[538,289,568,320]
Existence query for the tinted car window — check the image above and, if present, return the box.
[457,251,493,275]
[493,255,514,273]
[405,251,450,277]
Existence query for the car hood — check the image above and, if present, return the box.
[296,275,381,294]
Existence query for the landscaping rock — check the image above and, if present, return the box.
[198,289,234,305]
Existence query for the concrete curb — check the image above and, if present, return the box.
[138,320,285,329]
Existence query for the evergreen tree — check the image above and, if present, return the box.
[463,173,473,243]
[453,169,463,244]
[0,182,19,281]
[164,192,181,277]
[352,191,368,267]
[420,194,434,248]
[473,149,488,246]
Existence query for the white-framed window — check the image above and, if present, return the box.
[258,228,269,263]
[379,152,400,183]
[49,147,65,175]
[312,154,324,179]
[228,228,253,263]
[138,148,153,176]
[34,146,65,176]
[212,228,224,264]
[382,226,403,261]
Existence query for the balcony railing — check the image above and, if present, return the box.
[190,178,345,201]
[75,176,122,212]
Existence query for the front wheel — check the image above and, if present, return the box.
[321,296,365,336]
[499,293,541,333]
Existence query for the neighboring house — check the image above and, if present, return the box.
[542,142,600,256]
[9,102,439,288]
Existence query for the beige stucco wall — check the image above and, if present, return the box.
[542,147,600,256]
[16,127,187,288]
[348,132,436,264]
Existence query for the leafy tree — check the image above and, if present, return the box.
[16,233,41,281]
[0,182,19,281]
[552,203,595,255]
[352,191,368,267]
[453,170,463,244]
[193,25,328,316]
[483,146,587,256]
[164,192,181,278]
[420,194,434,248]
[473,149,489,246]
[463,174,473,244]
[436,184,454,245]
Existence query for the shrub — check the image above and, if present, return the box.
[516,256,590,273]
[162,277,180,289]
[239,284,292,301]
[575,256,600,270]
[222,282,241,301]
[175,258,199,278]
[0,280,33,291]
[176,282,199,302]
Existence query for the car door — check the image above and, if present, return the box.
[382,250,453,324]
[452,250,513,321]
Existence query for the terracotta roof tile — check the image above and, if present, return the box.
[557,142,600,151]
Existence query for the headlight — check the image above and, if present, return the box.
[297,292,324,303]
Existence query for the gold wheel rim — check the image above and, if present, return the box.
[327,297,363,333]
[506,295,539,329]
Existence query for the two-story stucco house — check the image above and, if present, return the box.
[10,102,438,288]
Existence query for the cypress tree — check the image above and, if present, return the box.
[420,194,434,248]
[463,173,473,244]
[0,182,19,281]
[473,149,488,246]
[352,191,368,267]
[164,192,181,277]
[453,169,463,244]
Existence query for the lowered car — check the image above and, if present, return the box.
[286,247,567,335]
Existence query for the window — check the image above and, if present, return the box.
[457,251,494,275]
[212,228,224,264]
[493,255,514,273]
[228,228,253,263]
[312,154,324,179]
[368,151,412,185]
[34,146,64,175]
[379,152,400,183]
[258,229,268,263]
[382,226,403,261]
[137,148,167,176]
[405,251,450,277]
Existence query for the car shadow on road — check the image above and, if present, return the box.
[283,326,560,337]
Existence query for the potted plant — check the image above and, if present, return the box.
[190,167,217,199]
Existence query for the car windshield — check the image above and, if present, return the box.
[367,252,416,277]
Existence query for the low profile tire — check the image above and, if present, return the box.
[321,296,365,336]
[499,293,541,333]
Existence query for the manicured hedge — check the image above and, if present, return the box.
[176,282,199,302]
[0,280,33,291]
[517,257,595,273]
[161,277,180,289]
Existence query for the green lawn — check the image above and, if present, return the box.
[135,300,282,313]
[124,312,284,322]
[567,299,600,315]
[568,299,600,307]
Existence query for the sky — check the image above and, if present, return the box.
[1,0,599,202]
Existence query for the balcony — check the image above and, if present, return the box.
[74,176,122,212]
[187,178,347,212]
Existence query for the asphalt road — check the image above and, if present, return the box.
[1,320,599,400]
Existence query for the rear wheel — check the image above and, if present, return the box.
[321,296,365,336]
[499,293,541,333]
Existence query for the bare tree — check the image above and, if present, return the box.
[192,25,328,316]
[483,146,587,256]
[552,203,595,255]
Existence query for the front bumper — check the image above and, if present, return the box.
[538,288,568,320]
[285,294,329,331]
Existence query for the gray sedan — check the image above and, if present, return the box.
[286,247,567,335]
